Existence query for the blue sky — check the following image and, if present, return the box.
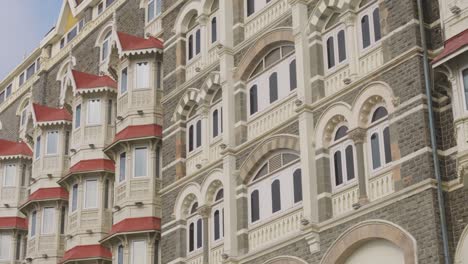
[0,0,62,81]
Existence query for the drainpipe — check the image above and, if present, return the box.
[416,0,451,263]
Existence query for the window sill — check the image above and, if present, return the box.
[359,41,382,58]
[187,148,203,159]
[247,91,297,123]
[248,205,302,229]
[332,181,359,194]
[324,61,350,77]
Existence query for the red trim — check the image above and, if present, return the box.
[61,245,112,263]
[0,139,32,157]
[0,217,28,230]
[68,159,115,175]
[111,124,162,146]
[433,28,468,64]
[117,31,164,51]
[71,70,117,90]
[32,103,72,122]
[28,187,69,202]
[109,217,161,236]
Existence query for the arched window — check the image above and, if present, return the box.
[271,179,281,213]
[249,85,258,115]
[190,202,198,214]
[293,169,302,203]
[188,35,194,60]
[323,25,347,72]
[187,106,203,154]
[196,218,203,248]
[117,245,124,264]
[250,189,260,223]
[101,31,112,62]
[215,188,223,201]
[330,125,356,188]
[188,125,194,152]
[212,188,224,242]
[189,222,195,252]
[187,201,203,253]
[211,17,217,43]
[289,59,297,90]
[212,109,219,137]
[360,4,381,49]
[269,72,278,103]
[211,90,223,140]
[214,210,221,240]
[368,106,392,171]
[326,37,335,69]
[361,15,371,49]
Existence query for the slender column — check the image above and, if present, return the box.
[349,128,368,204]
[197,15,209,66]
[198,206,211,264]
[342,12,359,79]
[199,106,210,165]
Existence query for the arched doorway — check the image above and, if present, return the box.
[344,239,404,264]
[455,225,468,264]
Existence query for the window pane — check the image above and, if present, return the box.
[383,127,392,163]
[196,120,202,147]
[6,85,12,97]
[35,136,41,159]
[46,131,59,154]
[156,146,161,178]
[188,35,193,60]
[72,184,78,211]
[85,180,98,208]
[31,211,37,236]
[195,29,201,55]
[371,107,388,122]
[249,85,258,115]
[250,190,260,222]
[361,15,371,48]
[4,165,16,187]
[345,145,355,181]
[156,0,162,15]
[15,234,21,260]
[214,210,220,240]
[64,131,70,155]
[188,125,194,152]
[104,179,110,208]
[247,0,255,16]
[107,100,113,125]
[271,180,281,213]
[75,104,81,128]
[134,147,148,177]
[121,68,128,93]
[269,72,278,103]
[60,207,66,234]
[42,207,55,234]
[26,63,36,79]
[373,8,381,41]
[326,37,335,68]
[334,151,343,186]
[289,59,297,90]
[196,219,203,248]
[136,62,150,89]
[148,0,155,22]
[334,126,348,141]
[463,69,468,110]
[67,27,77,42]
[213,110,219,137]
[87,99,101,124]
[132,241,147,264]
[118,245,124,264]
[189,223,195,251]
[102,40,109,61]
[20,165,26,187]
[371,133,381,169]
[338,30,347,62]
[211,17,217,43]
[0,234,11,260]
[293,169,302,203]
[119,152,126,182]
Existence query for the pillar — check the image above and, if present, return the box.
[349,128,369,204]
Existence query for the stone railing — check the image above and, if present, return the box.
[186,150,205,175]
[186,253,203,264]
[324,65,350,97]
[331,184,359,217]
[209,139,223,162]
[131,89,154,108]
[247,94,297,140]
[210,244,223,264]
[130,178,151,199]
[145,17,162,36]
[186,56,204,81]
[84,126,102,143]
[115,183,126,203]
[80,209,99,228]
[248,208,302,251]
[358,45,384,76]
[244,0,290,39]
[118,94,128,115]
[368,170,394,201]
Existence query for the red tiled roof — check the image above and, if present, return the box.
[0,139,32,157]
[68,159,115,175]
[117,31,164,51]
[433,28,468,64]
[28,187,69,202]
[110,124,162,147]
[61,245,112,264]
[71,70,117,90]
[0,217,28,230]
[32,103,72,123]
[109,217,161,236]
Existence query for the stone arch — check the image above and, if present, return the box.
[172,88,203,122]
[199,71,221,106]
[308,0,362,32]
[201,0,218,15]
[94,22,115,48]
[315,102,353,149]
[174,0,202,34]
[320,220,417,264]
[234,28,295,81]
[239,134,300,182]
[16,94,31,116]
[57,59,75,106]
[351,81,396,128]
[200,168,223,204]
[262,256,308,264]
[455,225,468,263]
[173,183,203,220]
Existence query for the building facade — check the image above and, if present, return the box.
[0,0,468,263]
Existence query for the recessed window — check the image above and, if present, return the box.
[30,211,37,237]
[60,206,66,234]
[75,104,81,129]
[187,117,203,153]
[46,131,59,155]
[360,5,381,49]
[42,207,55,234]
[117,245,124,264]
[250,189,260,222]
[71,184,78,212]
[293,169,302,203]
[324,27,347,70]
[101,31,112,62]
[121,68,128,94]
[87,99,101,125]
[368,107,392,171]
[84,179,98,209]
[35,136,41,159]
[289,59,297,90]
[462,69,468,110]
[211,17,217,43]
[271,179,281,213]
[187,26,201,62]
[136,62,150,89]
[211,104,223,139]
[269,72,278,103]
[331,126,356,188]
[249,85,258,115]
[119,152,126,182]
[247,0,255,16]
[134,147,148,177]
[3,164,16,187]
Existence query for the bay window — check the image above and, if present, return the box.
[3,164,16,187]
[368,107,392,171]
[134,147,148,177]
[42,207,55,234]
[84,179,98,209]
[46,131,59,155]
[87,99,101,125]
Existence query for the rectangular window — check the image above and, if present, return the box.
[3,164,16,187]
[85,180,98,208]
[46,131,59,155]
[35,136,41,159]
[136,62,150,89]
[131,240,147,264]
[75,104,81,128]
[87,99,101,125]
[104,179,110,208]
[15,234,21,260]
[148,0,155,22]
[20,108,28,127]
[60,206,66,234]
[5,84,12,97]
[0,91,4,104]
[64,131,70,155]
[119,152,126,182]
[156,61,162,89]
[121,68,128,94]
[71,184,78,212]
[26,63,36,79]
[0,234,11,260]
[134,147,148,177]
[156,0,162,16]
[20,164,26,187]
[67,26,78,42]
[19,73,25,86]
[60,38,65,49]
[98,2,104,14]
[30,211,37,237]
[155,146,161,178]
[107,100,113,125]
[42,207,55,234]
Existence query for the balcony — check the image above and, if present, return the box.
[324,65,351,98]
[248,208,302,251]
[210,244,223,264]
[368,170,394,202]
[186,253,203,264]
[186,46,219,81]
[331,184,359,217]
[186,150,205,176]
[358,45,384,76]
[244,0,290,40]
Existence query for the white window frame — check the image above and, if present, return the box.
[459,65,468,112]
[244,0,273,18]
[186,116,203,155]
[367,105,392,174]
[3,164,16,187]
[84,179,99,209]
[120,67,128,95]
[210,102,223,141]
[75,104,82,129]
[20,106,28,128]
[100,31,112,63]
[330,139,357,191]
[35,136,41,160]
[135,61,150,90]
[41,207,55,234]
[186,25,202,63]
[71,184,79,212]
[147,0,162,23]
[0,234,11,260]
[209,13,218,46]
[187,214,203,255]
[131,240,147,264]
[133,146,148,178]
[211,195,224,244]
[87,98,102,125]
[119,151,127,183]
[45,131,59,156]
[322,24,348,73]
[358,3,381,52]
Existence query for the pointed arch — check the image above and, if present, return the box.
[315,102,353,149]
[351,81,396,127]
[173,183,203,220]
[308,0,362,32]
[239,134,300,182]
[200,168,223,204]
[234,28,295,81]
[172,88,204,122]
[174,0,202,34]
[320,220,417,264]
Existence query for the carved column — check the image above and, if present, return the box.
[341,12,359,80]
[198,206,211,264]
[199,105,211,166]
[197,15,209,67]
[349,128,369,204]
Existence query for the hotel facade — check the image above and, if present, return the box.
[0,0,468,263]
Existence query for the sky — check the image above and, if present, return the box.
[0,0,63,81]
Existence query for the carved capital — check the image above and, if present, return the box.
[341,12,357,27]
[348,128,366,144]
[197,14,209,25]
[197,205,211,218]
